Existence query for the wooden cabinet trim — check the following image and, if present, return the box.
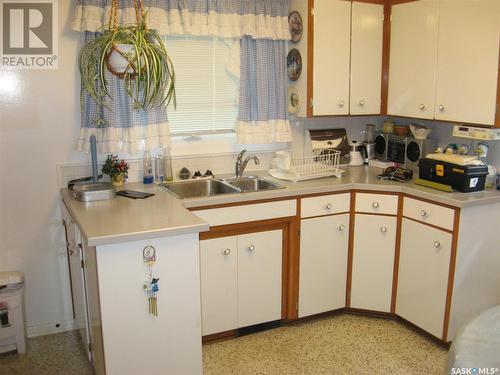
[345,192,356,307]
[401,215,454,234]
[300,211,350,220]
[299,190,351,199]
[390,194,403,313]
[442,208,461,341]
[380,2,391,114]
[402,193,459,211]
[306,0,314,117]
[188,196,297,211]
[496,45,500,128]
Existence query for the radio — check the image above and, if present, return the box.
[374,133,435,168]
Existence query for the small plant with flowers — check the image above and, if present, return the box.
[102,154,129,179]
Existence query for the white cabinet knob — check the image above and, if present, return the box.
[372,201,379,208]
[338,224,345,231]
[419,104,426,111]
[325,203,333,210]
[223,248,231,255]
[420,210,428,217]
[338,100,345,108]
[434,241,441,248]
[359,100,365,106]
[439,104,446,112]
[380,226,387,233]
[248,245,255,252]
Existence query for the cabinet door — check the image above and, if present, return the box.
[350,2,384,115]
[351,214,396,312]
[434,0,500,125]
[200,236,238,336]
[313,0,351,115]
[397,219,452,339]
[237,230,282,327]
[62,207,91,361]
[387,0,439,119]
[299,214,349,318]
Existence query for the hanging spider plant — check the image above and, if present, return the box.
[79,0,175,112]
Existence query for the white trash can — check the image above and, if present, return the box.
[0,271,26,354]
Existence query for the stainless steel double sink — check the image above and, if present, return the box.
[162,176,285,199]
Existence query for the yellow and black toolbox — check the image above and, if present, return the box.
[418,158,488,192]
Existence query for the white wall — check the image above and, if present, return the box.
[0,0,87,336]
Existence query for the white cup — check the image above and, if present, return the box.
[276,151,292,170]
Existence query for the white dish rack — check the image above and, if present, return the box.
[269,151,345,182]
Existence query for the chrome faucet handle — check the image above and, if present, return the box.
[237,149,247,162]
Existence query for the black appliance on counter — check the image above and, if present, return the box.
[374,133,435,168]
[418,158,488,192]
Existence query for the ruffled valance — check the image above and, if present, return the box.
[72,0,291,40]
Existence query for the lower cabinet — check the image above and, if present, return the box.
[200,229,282,336]
[397,218,452,339]
[350,214,397,312]
[298,214,349,317]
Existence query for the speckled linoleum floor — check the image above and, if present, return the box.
[0,314,448,375]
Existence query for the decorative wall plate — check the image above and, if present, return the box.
[288,11,303,43]
[288,86,300,114]
[287,48,302,81]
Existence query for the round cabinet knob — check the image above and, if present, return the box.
[380,226,387,233]
[338,224,345,231]
[223,248,231,256]
[248,245,255,252]
[359,100,365,107]
[420,210,428,217]
[325,203,333,210]
[419,104,426,110]
[439,104,446,112]
[338,100,345,108]
[372,201,379,208]
[434,241,441,248]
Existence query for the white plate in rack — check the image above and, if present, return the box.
[268,168,345,182]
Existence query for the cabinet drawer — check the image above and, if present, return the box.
[355,193,398,215]
[193,200,296,227]
[301,193,350,218]
[403,197,454,231]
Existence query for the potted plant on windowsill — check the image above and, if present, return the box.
[102,155,129,186]
[79,0,176,111]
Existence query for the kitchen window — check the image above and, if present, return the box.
[165,36,239,136]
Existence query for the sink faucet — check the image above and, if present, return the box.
[235,149,260,177]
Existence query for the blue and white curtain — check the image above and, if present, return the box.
[237,37,292,143]
[73,0,292,151]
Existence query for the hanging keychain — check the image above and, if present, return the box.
[143,245,159,316]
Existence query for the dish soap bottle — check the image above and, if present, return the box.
[143,150,154,184]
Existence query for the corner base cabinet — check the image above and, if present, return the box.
[397,218,452,339]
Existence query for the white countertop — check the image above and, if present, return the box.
[62,166,500,246]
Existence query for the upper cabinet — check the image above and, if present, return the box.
[312,0,352,116]
[311,0,384,116]
[434,0,500,125]
[350,2,385,115]
[387,1,439,119]
[290,0,384,117]
[388,0,500,126]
